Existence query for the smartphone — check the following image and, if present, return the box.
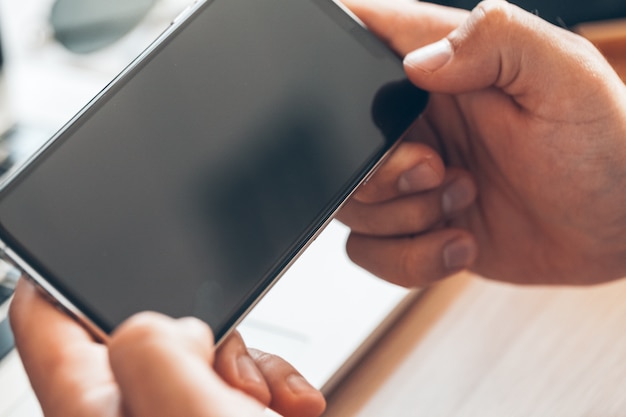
[0,0,428,342]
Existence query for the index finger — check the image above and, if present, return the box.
[349,141,445,204]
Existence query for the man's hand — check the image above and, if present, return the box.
[340,0,626,286]
[9,280,326,417]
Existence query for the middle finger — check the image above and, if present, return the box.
[338,168,476,236]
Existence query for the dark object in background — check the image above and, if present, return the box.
[0,318,13,361]
[429,0,626,26]
[50,0,156,54]
[0,264,19,361]
[0,287,14,361]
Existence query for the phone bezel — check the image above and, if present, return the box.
[0,0,427,343]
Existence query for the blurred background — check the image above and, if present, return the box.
[432,0,626,26]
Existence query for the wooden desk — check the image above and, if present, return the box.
[324,274,626,416]
[323,21,626,417]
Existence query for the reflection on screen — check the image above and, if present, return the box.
[0,0,427,338]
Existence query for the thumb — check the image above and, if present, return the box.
[403,0,616,108]
[109,313,267,417]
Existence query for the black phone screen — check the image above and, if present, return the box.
[0,0,427,339]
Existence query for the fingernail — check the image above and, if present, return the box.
[398,160,441,193]
[237,354,264,384]
[443,236,476,272]
[286,374,315,394]
[442,177,475,215]
[404,38,452,73]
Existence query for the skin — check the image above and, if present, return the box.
[9,280,326,417]
[338,0,626,286]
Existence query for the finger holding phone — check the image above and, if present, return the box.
[9,279,326,417]
[340,0,626,286]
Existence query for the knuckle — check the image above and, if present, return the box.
[112,311,170,348]
[474,0,514,24]
[250,350,280,368]
[359,211,382,235]
[465,0,517,44]
[399,243,424,287]
[412,193,444,227]
[397,237,447,287]
[344,202,381,235]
